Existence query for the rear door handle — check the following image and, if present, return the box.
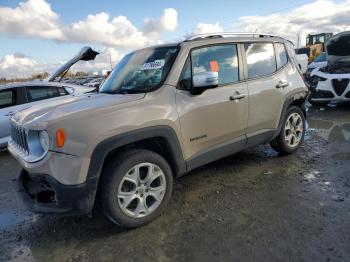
[276,80,289,88]
[230,93,246,101]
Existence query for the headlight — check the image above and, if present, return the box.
[39,130,50,153]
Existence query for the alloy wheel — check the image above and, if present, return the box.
[284,112,303,148]
[117,163,166,218]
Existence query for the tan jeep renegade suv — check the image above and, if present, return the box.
[8,33,308,227]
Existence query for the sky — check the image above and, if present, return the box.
[0,0,350,78]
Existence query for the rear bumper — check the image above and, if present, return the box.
[17,169,98,215]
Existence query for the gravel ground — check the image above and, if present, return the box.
[0,104,349,262]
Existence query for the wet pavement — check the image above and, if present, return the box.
[1,104,350,262]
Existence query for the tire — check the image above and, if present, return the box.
[270,106,306,154]
[100,149,173,228]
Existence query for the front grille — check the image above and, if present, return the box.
[332,79,349,96]
[10,122,29,154]
[312,90,334,99]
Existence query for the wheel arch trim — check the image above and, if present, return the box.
[86,126,187,181]
[273,90,308,138]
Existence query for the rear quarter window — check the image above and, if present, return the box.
[275,43,289,69]
[0,89,15,109]
[245,43,277,79]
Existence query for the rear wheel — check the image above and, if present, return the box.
[270,106,305,154]
[100,149,173,228]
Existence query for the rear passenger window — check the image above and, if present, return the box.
[27,86,59,102]
[191,44,239,85]
[245,43,277,79]
[0,90,15,109]
[275,43,288,68]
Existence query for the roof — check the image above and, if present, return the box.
[134,32,292,53]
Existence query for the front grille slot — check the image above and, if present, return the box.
[10,123,29,154]
[332,79,349,96]
[313,90,335,99]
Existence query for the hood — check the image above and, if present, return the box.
[12,93,145,126]
[47,47,99,82]
[326,31,350,67]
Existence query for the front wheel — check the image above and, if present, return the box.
[100,149,173,228]
[270,106,306,154]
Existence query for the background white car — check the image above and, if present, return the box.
[0,46,99,149]
[308,32,350,105]
[295,53,308,74]
[0,82,95,148]
[305,52,328,85]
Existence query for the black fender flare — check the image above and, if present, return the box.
[86,126,187,181]
[273,90,308,138]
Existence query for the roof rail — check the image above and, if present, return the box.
[185,32,286,41]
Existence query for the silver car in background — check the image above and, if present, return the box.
[0,82,95,148]
[0,47,99,148]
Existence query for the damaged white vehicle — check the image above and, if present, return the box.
[309,32,350,105]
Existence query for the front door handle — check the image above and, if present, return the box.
[230,92,246,101]
[276,80,289,88]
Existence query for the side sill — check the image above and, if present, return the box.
[186,135,246,171]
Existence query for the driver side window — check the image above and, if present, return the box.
[191,44,239,86]
[179,44,239,90]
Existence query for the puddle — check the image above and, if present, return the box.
[0,211,35,230]
[308,118,350,142]
[332,152,350,160]
[0,212,24,230]
[307,105,350,142]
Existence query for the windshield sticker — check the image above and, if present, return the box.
[140,60,165,70]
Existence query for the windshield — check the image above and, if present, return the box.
[100,46,179,94]
[314,52,327,62]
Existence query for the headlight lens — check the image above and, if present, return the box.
[39,130,50,153]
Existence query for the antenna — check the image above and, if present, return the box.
[108,49,113,70]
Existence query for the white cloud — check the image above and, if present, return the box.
[65,13,151,48]
[0,0,64,40]
[143,8,178,33]
[0,48,125,78]
[0,53,43,78]
[191,22,223,35]
[0,0,178,48]
[239,0,350,46]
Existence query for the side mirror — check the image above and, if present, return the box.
[192,71,219,89]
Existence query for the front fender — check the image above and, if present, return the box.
[86,126,187,181]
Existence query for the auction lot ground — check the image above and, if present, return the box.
[1,105,350,262]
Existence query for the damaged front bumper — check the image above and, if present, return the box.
[309,69,350,102]
[17,169,98,215]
